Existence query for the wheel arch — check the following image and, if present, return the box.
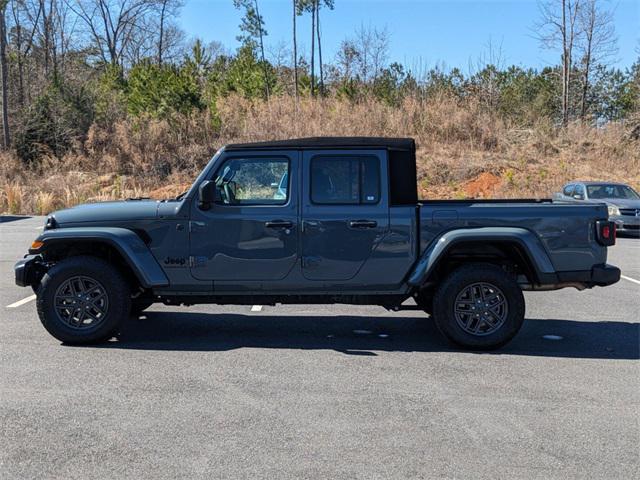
[32,228,169,289]
[408,227,557,289]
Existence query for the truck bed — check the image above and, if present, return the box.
[419,198,553,204]
[418,200,609,273]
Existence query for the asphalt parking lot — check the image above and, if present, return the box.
[1,215,639,479]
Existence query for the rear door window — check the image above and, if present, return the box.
[310,156,380,205]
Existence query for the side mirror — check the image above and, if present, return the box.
[198,180,216,209]
[573,194,584,200]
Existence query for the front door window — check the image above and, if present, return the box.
[214,157,290,205]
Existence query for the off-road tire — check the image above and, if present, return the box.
[433,263,525,350]
[36,256,131,344]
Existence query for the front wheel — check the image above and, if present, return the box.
[36,256,131,344]
[433,264,525,350]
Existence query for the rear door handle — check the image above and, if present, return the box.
[189,221,207,232]
[349,220,377,229]
[265,220,293,229]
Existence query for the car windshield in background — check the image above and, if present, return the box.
[587,184,640,200]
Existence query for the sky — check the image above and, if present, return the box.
[180,0,639,73]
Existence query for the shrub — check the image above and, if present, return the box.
[14,83,95,165]
[127,61,204,118]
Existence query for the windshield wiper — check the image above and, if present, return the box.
[174,191,188,201]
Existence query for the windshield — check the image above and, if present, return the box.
[586,184,640,200]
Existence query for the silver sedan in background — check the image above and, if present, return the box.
[554,181,640,236]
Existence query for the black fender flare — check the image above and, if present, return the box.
[407,227,557,286]
[31,227,169,288]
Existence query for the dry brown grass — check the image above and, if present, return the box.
[1,94,638,214]
[2,183,24,214]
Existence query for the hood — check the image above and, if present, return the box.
[584,198,640,208]
[51,200,160,225]
[601,198,640,209]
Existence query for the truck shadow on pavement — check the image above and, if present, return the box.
[0,215,32,223]
[92,312,640,360]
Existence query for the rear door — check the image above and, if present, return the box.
[301,150,388,281]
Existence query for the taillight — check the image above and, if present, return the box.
[596,220,616,246]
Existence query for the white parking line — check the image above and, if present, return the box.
[621,275,640,286]
[6,294,37,308]
[251,305,263,312]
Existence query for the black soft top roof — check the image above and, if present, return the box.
[225,136,418,205]
[225,136,415,151]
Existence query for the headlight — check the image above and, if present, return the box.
[608,205,620,216]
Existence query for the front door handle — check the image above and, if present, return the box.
[349,220,378,229]
[265,220,293,229]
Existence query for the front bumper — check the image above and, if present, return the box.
[610,215,640,233]
[557,264,621,287]
[14,255,45,287]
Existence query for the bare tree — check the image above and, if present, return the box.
[267,40,289,69]
[68,0,154,67]
[471,37,506,111]
[334,37,358,81]
[31,0,73,78]
[253,0,267,98]
[292,0,298,99]
[156,0,169,64]
[332,25,389,92]
[315,0,333,94]
[123,0,183,66]
[48,0,79,78]
[309,0,314,95]
[352,23,389,82]
[298,0,332,96]
[0,0,9,148]
[9,0,42,106]
[537,0,582,125]
[577,0,617,120]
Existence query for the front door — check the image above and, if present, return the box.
[301,150,389,281]
[189,150,299,282]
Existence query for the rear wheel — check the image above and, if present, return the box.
[433,264,525,350]
[36,256,131,344]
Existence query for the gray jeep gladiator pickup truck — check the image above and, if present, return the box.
[14,137,621,349]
